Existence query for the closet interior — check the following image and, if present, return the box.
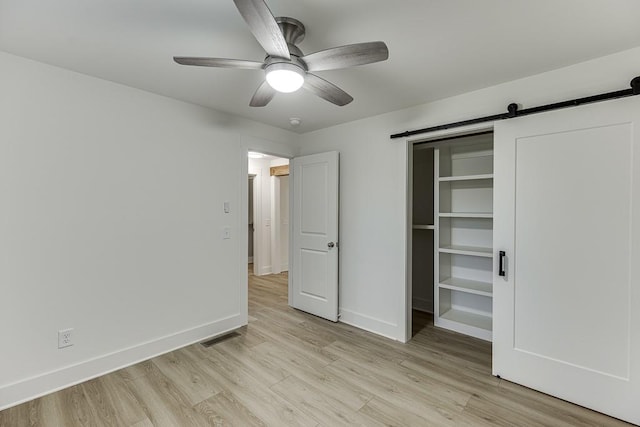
[411,131,494,341]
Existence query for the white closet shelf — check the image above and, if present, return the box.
[439,212,493,218]
[439,308,493,334]
[413,224,435,230]
[439,277,492,297]
[439,245,493,258]
[438,174,493,182]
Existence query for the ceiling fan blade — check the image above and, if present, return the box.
[173,57,264,70]
[302,41,389,72]
[303,73,353,106]
[233,0,290,60]
[250,81,277,107]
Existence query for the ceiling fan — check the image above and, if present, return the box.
[173,0,389,107]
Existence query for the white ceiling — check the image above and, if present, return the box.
[2,0,640,133]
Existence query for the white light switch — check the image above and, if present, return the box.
[223,201,230,213]
[222,227,231,239]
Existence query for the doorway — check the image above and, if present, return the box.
[242,149,340,324]
[247,151,290,279]
[406,125,495,342]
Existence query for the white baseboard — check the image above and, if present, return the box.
[412,297,434,313]
[258,265,272,276]
[0,314,244,411]
[338,308,400,341]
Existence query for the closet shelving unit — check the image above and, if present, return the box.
[434,137,494,341]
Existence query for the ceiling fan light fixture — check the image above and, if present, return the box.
[265,63,305,93]
[174,0,389,107]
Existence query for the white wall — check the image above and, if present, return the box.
[299,46,640,341]
[0,51,298,409]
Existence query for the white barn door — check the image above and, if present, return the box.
[493,96,640,424]
[290,152,339,321]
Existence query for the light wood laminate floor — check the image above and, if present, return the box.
[0,267,631,426]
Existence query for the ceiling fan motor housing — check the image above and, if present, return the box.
[276,17,305,46]
[262,17,307,74]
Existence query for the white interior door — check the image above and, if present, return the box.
[290,151,339,321]
[493,96,640,424]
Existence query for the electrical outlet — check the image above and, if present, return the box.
[58,328,74,349]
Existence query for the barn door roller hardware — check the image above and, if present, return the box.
[390,76,640,140]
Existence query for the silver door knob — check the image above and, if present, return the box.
[327,242,335,249]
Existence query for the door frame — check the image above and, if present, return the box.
[239,139,294,326]
[270,174,289,274]
[248,174,256,265]
[403,122,494,343]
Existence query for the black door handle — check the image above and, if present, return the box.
[499,251,506,277]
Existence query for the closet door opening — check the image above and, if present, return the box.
[408,130,494,341]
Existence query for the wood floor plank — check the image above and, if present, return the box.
[81,374,148,426]
[410,329,492,367]
[323,336,407,365]
[325,358,463,425]
[194,391,267,427]
[251,308,335,347]
[248,319,338,368]
[0,399,40,427]
[400,356,500,393]
[343,349,471,408]
[125,362,212,427]
[252,341,374,411]
[15,394,64,427]
[53,383,101,427]
[114,360,155,382]
[359,396,451,427]
[461,394,557,427]
[151,347,223,405]
[270,374,383,427]
[403,336,493,376]
[208,340,288,386]
[324,339,475,411]
[184,345,318,426]
[232,325,269,348]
